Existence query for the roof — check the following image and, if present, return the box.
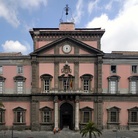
[112,51,138,55]
[0,52,22,56]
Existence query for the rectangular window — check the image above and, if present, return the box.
[83,112,89,123]
[84,80,89,92]
[130,81,137,94]
[63,78,69,91]
[44,80,50,92]
[110,81,116,94]
[0,81,3,93]
[131,112,137,122]
[43,111,50,123]
[17,66,23,74]
[17,111,23,123]
[132,65,137,73]
[0,66,3,74]
[0,111,5,124]
[111,65,116,73]
[17,81,23,93]
[110,112,117,122]
[0,112,3,123]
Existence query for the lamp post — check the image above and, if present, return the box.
[116,129,118,138]
[11,125,13,138]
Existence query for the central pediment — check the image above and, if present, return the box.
[30,37,104,56]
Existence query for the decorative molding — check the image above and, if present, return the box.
[61,61,72,74]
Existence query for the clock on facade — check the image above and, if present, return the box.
[62,44,71,53]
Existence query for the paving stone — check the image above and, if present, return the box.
[0,130,138,138]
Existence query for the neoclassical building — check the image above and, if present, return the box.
[0,21,138,131]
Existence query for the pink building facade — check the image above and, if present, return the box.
[0,22,138,131]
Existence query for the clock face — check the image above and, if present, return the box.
[63,44,71,53]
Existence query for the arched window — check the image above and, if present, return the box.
[128,76,138,94]
[107,75,120,94]
[80,74,93,92]
[14,76,26,94]
[40,74,53,93]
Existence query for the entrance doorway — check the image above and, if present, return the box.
[60,103,73,130]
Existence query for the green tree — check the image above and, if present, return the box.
[80,121,102,138]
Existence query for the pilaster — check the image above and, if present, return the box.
[31,99,39,131]
[94,97,103,130]
[97,57,103,93]
[54,96,59,130]
[31,60,39,93]
[54,62,59,92]
[75,96,80,130]
[74,62,79,91]
[94,57,103,93]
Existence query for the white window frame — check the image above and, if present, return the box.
[128,76,138,94]
[0,76,6,94]
[108,76,120,94]
[17,81,24,94]
[110,80,117,94]
[130,81,137,94]
[63,78,69,91]
[83,80,89,92]
[80,74,93,93]
[40,74,53,93]
[14,76,26,94]
[0,66,3,74]
[0,81,3,93]
[17,66,23,74]
[44,80,50,92]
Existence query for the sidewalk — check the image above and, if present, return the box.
[0,129,138,138]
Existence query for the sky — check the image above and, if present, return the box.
[0,0,138,55]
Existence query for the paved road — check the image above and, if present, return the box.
[0,128,138,138]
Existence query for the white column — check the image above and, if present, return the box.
[75,100,79,130]
[54,96,59,130]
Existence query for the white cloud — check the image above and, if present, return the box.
[86,0,138,53]
[2,40,31,55]
[74,0,84,24]
[0,1,20,27]
[0,0,47,27]
[105,0,113,10]
[105,0,121,11]
[17,0,47,9]
[88,0,100,14]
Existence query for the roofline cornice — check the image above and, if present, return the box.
[29,29,105,38]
